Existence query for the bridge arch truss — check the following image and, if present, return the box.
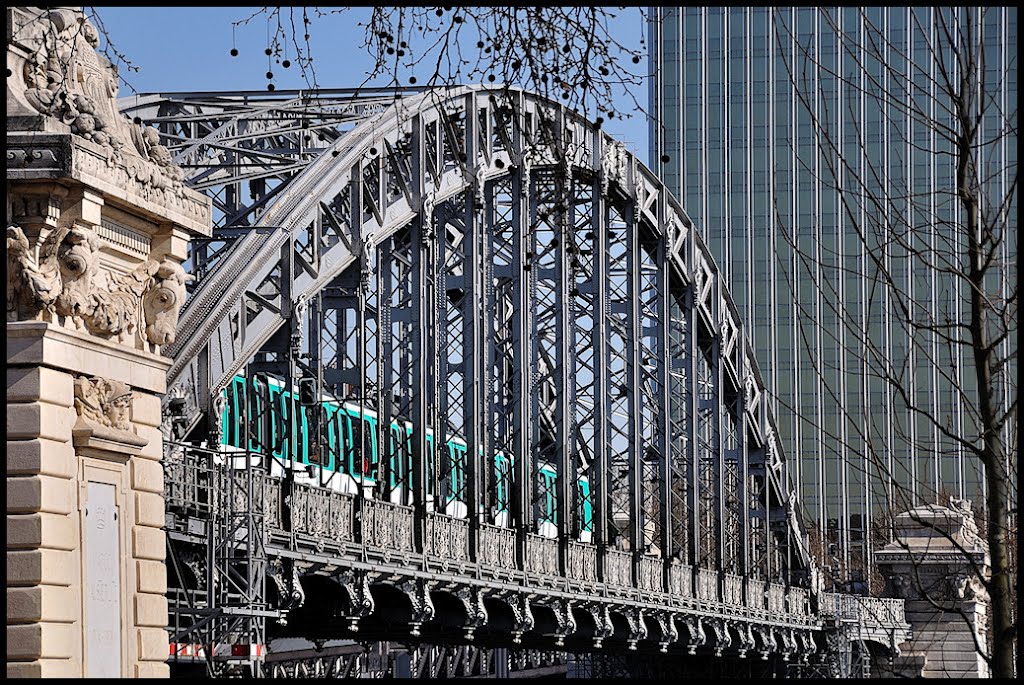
[136,85,906,674]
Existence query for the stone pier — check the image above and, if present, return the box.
[6,7,210,677]
[875,499,990,678]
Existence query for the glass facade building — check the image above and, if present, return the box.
[649,7,1017,586]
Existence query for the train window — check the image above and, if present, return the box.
[270,384,286,461]
[247,377,266,453]
[348,412,377,479]
[390,424,407,490]
[298,400,311,465]
[578,479,593,533]
[339,412,354,475]
[447,442,466,503]
[320,405,339,471]
[495,454,510,513]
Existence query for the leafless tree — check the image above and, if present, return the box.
[773,7,1016,677]
[88,6,649,125]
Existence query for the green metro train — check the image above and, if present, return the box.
[218,374,594,539]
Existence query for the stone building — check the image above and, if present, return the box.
[7,7,210,677]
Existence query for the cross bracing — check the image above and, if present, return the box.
[139,85,908,676]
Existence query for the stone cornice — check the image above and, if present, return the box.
[7,132,210,237]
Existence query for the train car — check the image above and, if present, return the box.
[219,374,593,540]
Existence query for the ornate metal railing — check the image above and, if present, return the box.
[525,535,559,576]
[289,484,352,546]
[696,568,718,602]
[767,583,787,614]
[746,578,766,612]
[819,592,906,627]
[668,562,693,598]
[164,445,216,517]
[604,550,632,587]
[477,524,516,569]
[788,587,808,615]
[360,500,414,551]
[566,542,598,582]
[260,475,282,531]
[424,512,469,561]
[639,556,663,592]
[723,573,744,606]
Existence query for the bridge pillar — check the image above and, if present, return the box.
[6,7,210,678]
[875,500,990,678]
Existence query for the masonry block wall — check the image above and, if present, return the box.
[6,7,210,677]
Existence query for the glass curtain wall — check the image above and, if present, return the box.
[649,7,1017,589]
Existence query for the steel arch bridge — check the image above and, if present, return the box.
[123,85,907,677]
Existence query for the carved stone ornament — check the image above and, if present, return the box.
[455,587,488,640]
[9,8,184,184]
[7,223,192,348]
[74,374,134,431]
[72,374,147,455]
[589,604,613,649]
[708,618,731,656]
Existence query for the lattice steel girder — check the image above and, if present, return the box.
[154,85,814,589]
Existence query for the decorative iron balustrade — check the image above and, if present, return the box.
[164,445,215,517]
[818,592,907,628]
[668,562,693,598]
[525,535,559,576]
[424,513,470,561]
[605,550,632,587]
[260,475,282,531]
[289,484,352,545]
[723,573,744,606]
[787,587,808,616]
[746,578,766,612]
[360,500,414,551]
[478,524,516,569]
[639,556,663,593]
[767,583,786,614]
[696,568,719,602]
[567,542,598,583]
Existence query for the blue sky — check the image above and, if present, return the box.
[91,6,650,164]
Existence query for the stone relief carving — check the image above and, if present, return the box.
[7,223,62,318]
[12,8,183,184]
[7,223,192,347]
[74,375,134,431]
